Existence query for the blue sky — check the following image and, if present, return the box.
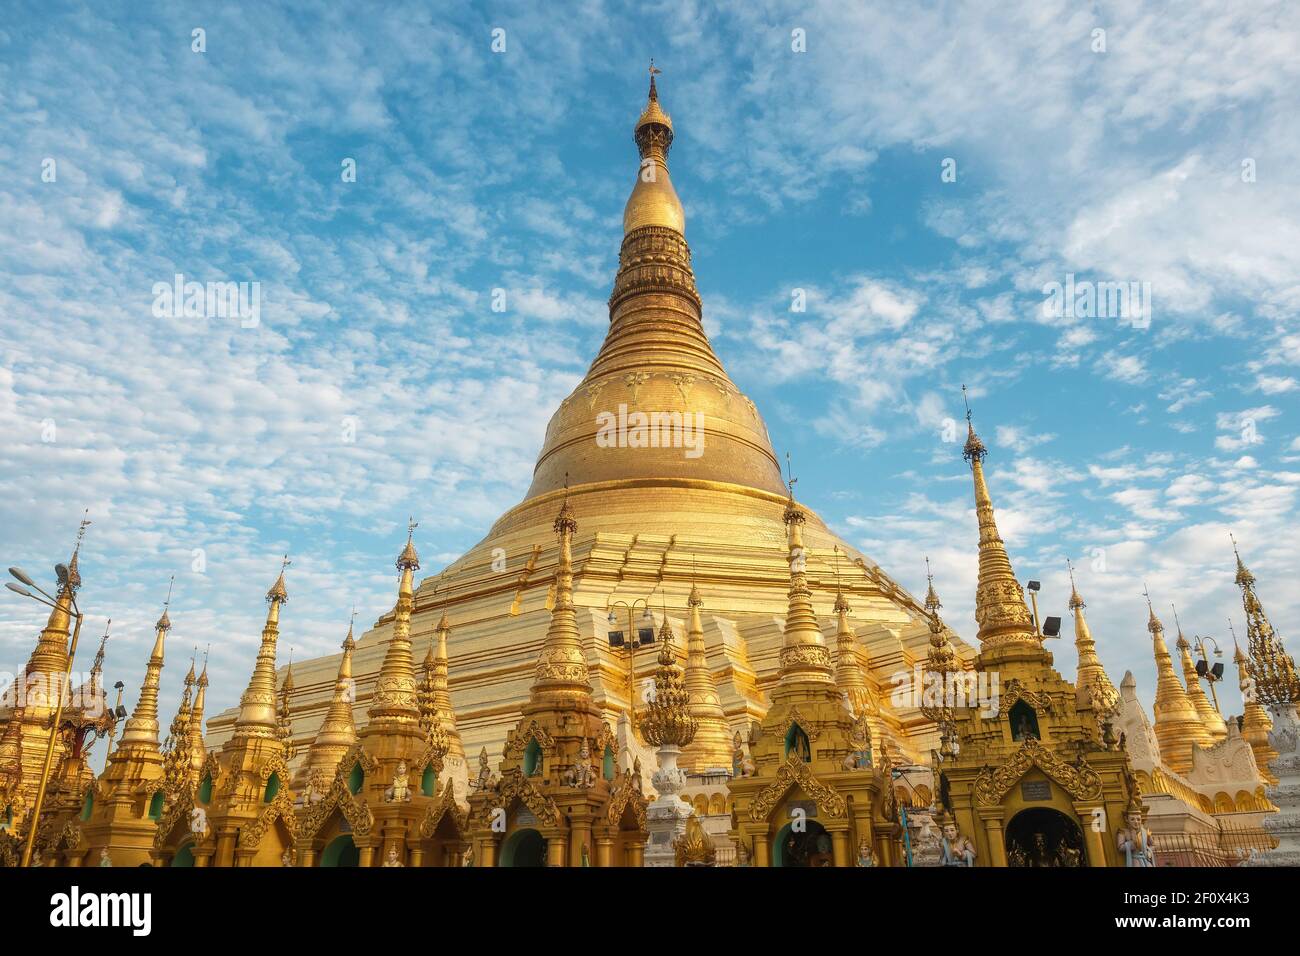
[2,1,1298,762]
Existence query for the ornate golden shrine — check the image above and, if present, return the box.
[927,414,1138,867]
[467,495,648,866]
[726,491,889,866]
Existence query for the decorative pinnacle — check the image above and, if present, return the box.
[1143,584,1162,635]
[961,385,986,463]
[832,547,850,613]
[782,452,804,525]
[554,473,577,535]
[62,510,91,593]
[924,557,942,615]
[1067,559,1085,610]
[1230,533,1255,587]
[267,555,290,603]
[397,518,420,570]
[156,575,175,631]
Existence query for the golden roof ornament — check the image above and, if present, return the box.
[1231,535,1299,707]
[397,517,421,571]
[266,554,290,604]
[673,813,717,867]
[25,514,91,677]
[1230,619,1278,781]
[117,586,172,749]
[679,561,731,772]
[1145,586,1212,771]
[161,651,197,794]
[369,525,422,723]
[1068,561,1119,718]
[774,455,834,685]
[832,548,877,719]
[233,558,291,739]
[960,387,1037,648]
[920,560,959,758]
[531,481,593,700]
[641,616,697,748]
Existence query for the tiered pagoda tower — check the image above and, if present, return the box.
[155,561,297,866]
[467,494,648,867]
[79,596,173,866]
[726,488,888,867]
[927,408,1136,867]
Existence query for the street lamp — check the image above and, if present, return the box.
[7,565,86,868]
[1193,634,1227,714]
[606,597,656,732]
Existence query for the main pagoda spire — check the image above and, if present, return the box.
[523,68,786,501]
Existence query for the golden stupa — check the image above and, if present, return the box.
[205,69,964,783]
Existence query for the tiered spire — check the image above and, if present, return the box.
[233,557,290,739]
[161,655,196,793]
[961,390,1037,648]
[775,469,833,687]
[529,489,593,704]
[1146,590,1212,773]
[1068,562,1118,717]
[300,619,359,793]
[640,617,697,748]
[368,522,422,724]
[116,584,172,750]
[919,561,960,758]
[187,650,209,777]
[679,576,731,773]
[24,515,90,680]
[276,659,295,760]
[832,584,877,719]
[1172,606,1226,743]
[421,610,464,758]
[1231,621,1277,782]
[1232,537,1299,708]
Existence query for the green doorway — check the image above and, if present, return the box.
[773,820,833,867]
[321,834,361,867]
[501,828,545,867]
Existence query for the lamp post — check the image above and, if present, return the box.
[6,566,85,868]
[1193,634,1227,714]
[605,597,656,732]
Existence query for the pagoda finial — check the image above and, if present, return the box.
[1067,559,1085,611]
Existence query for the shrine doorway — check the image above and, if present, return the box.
[170,842,195,867]
[501,828,545,867]
[1005,807,1086,867]
[773,820,833,867]
[320,834,360,867]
